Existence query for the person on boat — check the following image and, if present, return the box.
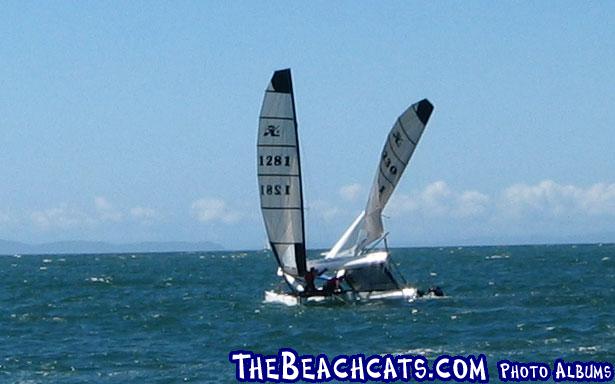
[304,267,317,293]
[323,276,344,296]
[417,286,444,298]
[428,286,444,297]
[304,267,329,294]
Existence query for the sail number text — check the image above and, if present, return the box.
[259,155,291,167]
[381,150,398,176]
[260,184,291,196]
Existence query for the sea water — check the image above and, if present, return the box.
[1,244,613,382]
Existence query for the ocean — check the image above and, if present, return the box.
[1,244,613,383]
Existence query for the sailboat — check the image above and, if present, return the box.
[258,69,434,305]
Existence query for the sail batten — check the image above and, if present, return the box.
[258,69,307,278]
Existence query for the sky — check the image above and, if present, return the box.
[1,2,614,249]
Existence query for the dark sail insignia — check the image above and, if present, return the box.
[264,125,280,137]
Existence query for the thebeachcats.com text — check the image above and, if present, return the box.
[229,349,614,382]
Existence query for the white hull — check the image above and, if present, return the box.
[264,287,418,306]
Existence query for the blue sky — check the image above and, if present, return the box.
[1,2,614,249]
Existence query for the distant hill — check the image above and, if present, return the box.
[0,239,224,255]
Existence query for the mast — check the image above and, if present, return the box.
[288,70,308,276]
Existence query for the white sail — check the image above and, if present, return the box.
[327,99,434,258]
[325,211,366,258]
[257,69,307,277]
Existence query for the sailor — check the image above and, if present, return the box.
[417,286,444,298]
[428,286,444,297]
[304,267,317,293]
[323,276,343,295]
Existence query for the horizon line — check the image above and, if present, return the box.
[2,240,612,257]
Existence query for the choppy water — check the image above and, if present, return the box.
[1,244,613,382]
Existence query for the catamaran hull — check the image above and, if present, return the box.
[264,287,418,306]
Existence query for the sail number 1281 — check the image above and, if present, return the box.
[259,155,291,167]
[260,184,291,196]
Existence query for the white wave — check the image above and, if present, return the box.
[263,290,299,306]
[485,254,510,260]
[87,276,113,284]
[577,345,599,353]
[394,347,443,356]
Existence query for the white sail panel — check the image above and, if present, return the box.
[257,69,307,277]
[274,244,300,273]
[260,92,294,119]
[262,209,304,242]
[258,175,302,209]
[325,211,366,258]
[327,99,434,258]
[257,147,300,176]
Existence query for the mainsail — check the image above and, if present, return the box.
[327,99,434,258]
[257,69,307,277]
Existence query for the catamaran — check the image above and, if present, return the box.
[257,69,434,305]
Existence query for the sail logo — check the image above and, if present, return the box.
[264,125,280,137]
[392,131,403,146]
